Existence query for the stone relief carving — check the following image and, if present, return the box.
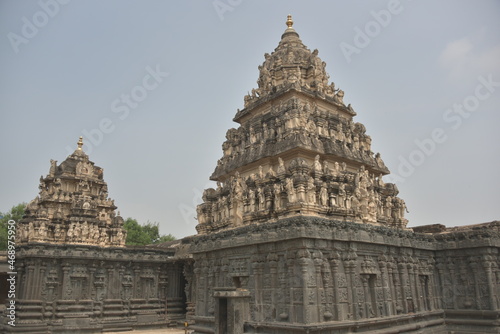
[17,139,127,247]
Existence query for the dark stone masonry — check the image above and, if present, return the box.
[2,15,499,334]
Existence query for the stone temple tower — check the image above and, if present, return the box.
[17,137,127,247]
[196,15,408,235]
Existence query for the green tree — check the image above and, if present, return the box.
[123,218,150,246]
[123,218,176,246]
[0,203,26,250]
[157,234,176,243]
[142,221,160,243]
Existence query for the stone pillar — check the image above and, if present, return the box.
[447,258,458,309]
[88,267,96,300]
[267,253,278,321]
[321,256,333,321]
[183,262,195,319]
[297,183,306,203]
[25,261,36,300]
[329,254,341,320]
[214,260,221,291]
[436,261,446,309]
[387,263,397,315]
[107,267,115,299]
[277,255,287,321]
[286,252,295,322]
[208,260,215,315]
[415,269,424,311]
[419,275,429,311]
[344,258,357,320]
[407,262,418,312]
[378,256,390,317]
[397,261,408,313]
[361,275,370,318]
[169,264,177,299]
[428,271,437,310]
[193,265,203,316]
[469,256,482,309]
[458,261,470,309]
[201,260,209,315]
[483,255,498,310]
[37,264,46,300]
[252,256,264,321]
[313,250,323,323]
[62,264,71,300]
[17,264,25,299]
[298,248,311,323]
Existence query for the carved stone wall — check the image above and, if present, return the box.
[4,243,187,333]
[187,217,500,334]
[197,156,406,235]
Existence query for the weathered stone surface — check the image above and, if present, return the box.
[188,215,500,333]
[197,17,406,236]
[2,242,188,333]
[17,137,126,247]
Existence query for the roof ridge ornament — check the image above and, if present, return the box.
[286,14,293,29]
[77,136,83,150]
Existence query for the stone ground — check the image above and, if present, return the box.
[117,328,192,334]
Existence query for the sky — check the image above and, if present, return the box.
[1,0,499,239]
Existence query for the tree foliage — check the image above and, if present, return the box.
[0,203,26,250]
[123,218,176,246]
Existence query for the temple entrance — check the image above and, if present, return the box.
[217,298,228,334]
[214,288,250,334]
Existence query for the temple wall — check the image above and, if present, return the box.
[3,243,187,333]
[433,226,500,334]
[186,217,500,334]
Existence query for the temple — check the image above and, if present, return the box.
[2,15,499,334]
[3,138,188,333]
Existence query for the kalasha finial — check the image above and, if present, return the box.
[286,14,293,28]
[77,136,83,150]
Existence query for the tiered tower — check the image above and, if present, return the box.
[17,137,126,247]
[196,15,407,234]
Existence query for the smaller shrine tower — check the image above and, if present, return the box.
[17,137,127,247]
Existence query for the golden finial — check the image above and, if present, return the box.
[77,136,83,150]
[286,14,294,28]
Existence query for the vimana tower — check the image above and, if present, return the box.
[195,15,407,235]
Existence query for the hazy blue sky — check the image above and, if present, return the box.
[1,0,499,238]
